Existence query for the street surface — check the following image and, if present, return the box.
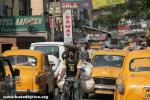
[52,89,113,100]
[52,94,113,100]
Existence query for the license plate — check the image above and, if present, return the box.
[144,88,150,99]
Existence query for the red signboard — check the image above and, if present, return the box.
[63,10,73,43]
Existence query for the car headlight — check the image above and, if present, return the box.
[116,83,125,95]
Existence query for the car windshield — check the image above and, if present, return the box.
[7,55,37,67]
[130,58,150,72]
[34,46,59,58]
[92,55,124,67]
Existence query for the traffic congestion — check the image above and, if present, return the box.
[1,42,150,100]
[0,0,150,100]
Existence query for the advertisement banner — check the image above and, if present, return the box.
[0,16,46,33]
[63,10,73,43]
[60,0,92,9]
[92,0,125,9]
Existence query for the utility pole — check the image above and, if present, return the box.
[88,8,93,27]
[51,0,56,41]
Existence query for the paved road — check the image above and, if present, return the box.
[52,94,113,100]
[52,89,113,100]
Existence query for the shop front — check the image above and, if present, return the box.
[0,15,49,53]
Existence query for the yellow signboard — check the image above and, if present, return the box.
[92,0,125,9]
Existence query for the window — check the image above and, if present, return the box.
[92,55,124,67]
[34,46,59,58]
[19,0,31,16]
[7,55,37,67]
[130,58,150,72]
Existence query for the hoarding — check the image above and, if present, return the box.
[63,10,73,43]
[92,0,125,9]
[0,16,46,33]
[60,0,92,9]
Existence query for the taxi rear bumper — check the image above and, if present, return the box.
[94,84,116,94]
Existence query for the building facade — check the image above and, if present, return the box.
[31,0,49,15]
[0,0,49,53]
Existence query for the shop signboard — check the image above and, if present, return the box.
[60,0,92,9]
[63,10,73,43]
[0,16,46,33]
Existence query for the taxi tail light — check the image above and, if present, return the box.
[117,83,125,95]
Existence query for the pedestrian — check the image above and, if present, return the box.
[80,45,90,62]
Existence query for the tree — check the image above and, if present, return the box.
[93,0,150,30]
[93,4,126,30]
[126,0,150,19]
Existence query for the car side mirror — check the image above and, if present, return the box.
[13,69,20,76]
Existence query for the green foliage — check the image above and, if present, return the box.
[93,0,150,29]
[126,0,150,19]
[93,4,126,29]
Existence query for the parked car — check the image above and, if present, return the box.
[0,55,20,98]
[115,50,150,100]
[3,49,54,96]
[91,50,128,95]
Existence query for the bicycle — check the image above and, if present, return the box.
[60,77,76,100]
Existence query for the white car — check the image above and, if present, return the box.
[30,42,77,78]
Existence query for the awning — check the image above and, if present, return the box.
[81,25,112,35]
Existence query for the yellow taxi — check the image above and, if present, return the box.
[115,50,150,100]
[91,50,128,94]
[90,42,102,50]
[90,45,100,50]
[3,49,54,96]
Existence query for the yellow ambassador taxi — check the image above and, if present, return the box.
[3,49,54,96]
[91,50,128,94]
[115,50,150,100]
